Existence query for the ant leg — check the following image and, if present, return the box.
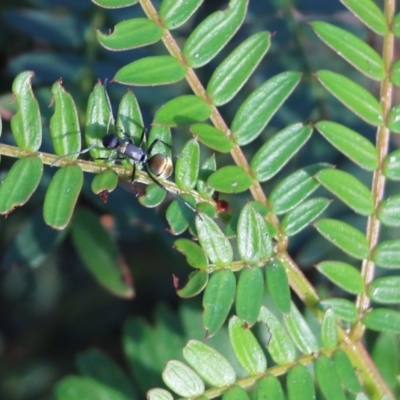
[138,128,147,148]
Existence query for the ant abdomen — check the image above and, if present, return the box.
[148,154,173,179]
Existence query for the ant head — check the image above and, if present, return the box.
[102,134,119,150]
[148,154,173,179]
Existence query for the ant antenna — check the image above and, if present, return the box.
[51,143,97,167]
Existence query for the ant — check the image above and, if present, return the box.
[52,80,197,213]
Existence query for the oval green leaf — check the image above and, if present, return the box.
[316,261,364,294]
[231,71,301,145]
[319,298,358,322]
[251,123,313,182]
[314,219,369,260]
[11,71,42,151]
[196,154,216,197]
[265,258,291,314]
[287,364,316,400]
[96,18,162,50]
[387,104,400,133]
[321,308,338,349]
[183,0,248,68]
[190,123,232,153]
[114,56,186,86]
[0,157,43,215]
[257,376,284,400]
[372,240,400,269]
[92,0,138,8]
[229,315,267,374]
[91,169,118,194]
[183,340,236,387]
[368,276,400,304]
[207,165,252,193]
[259,306,296,364]
[195,213,233,265]
[270,163,331,214]
[147,388,173,400]
[202,269,236,337]
[138,184,167,208]
[175,139,200,190]
[162,360,204,397]
[333,350,362,394]
[315,355,346,400]
[159,0,203,30]
[154,95,211,126]
[166,196,196,235]
[383,149,400,180]
[316,169,374,216]
[177,270,209,298]
[311,22,385,81]
[362,308,400,334]
[43,165,83,230]
[282,197,330,237]
[315,121,378,170]
[71,208,134,298]
[207,31,270,106]
[236,267,264,326]
[316,70,382,126]
[174,238,208,269]
[378,194,400,227]
[222,386,250,400]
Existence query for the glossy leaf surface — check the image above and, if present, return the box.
[174,238,208,269]
[287,364,316,400]
[372,240,400,269]
[311,22,385,80]
[265,258,291,314]
[314,219,369,260]
[183,0,248,68]
[257,376,284,400]
[190,123,232,153]
[362,308,400,334]
[383,150,400,180]
[333,350,362,394]
[368,276,400,304]
[316,70,382,126]
[91,170,118,194]
[222,386,249,400]
[176,270,208,298]
[165,196,196,235]
[387,104,400,133]
[378,195,400,227]
[147,388,173,400]
[319,298,358,322]
[175,139,199,190]
[315,355,346,400]
[206,31,270,106]
[159,0,203,30]
[229,316,267,374]
[114,56,186,86]
[232,71,301,145]
[207,165,252,193]
[321,308,338,348]
[251,123,312,182]
[92,0,138,7]
[196,154,216,197]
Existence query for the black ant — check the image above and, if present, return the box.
[52,81,197,213]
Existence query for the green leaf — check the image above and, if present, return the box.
[333,350,362,394]
[235,267,264,326]
[91,170,118,194]
[251,123,313,182]
[316,169,374,216]
[287,364,316,400]
[190,123,232,153]
[378,194,400,227]
[237,203,267,262]
[258,306,296,364]
[387,104,400,133]
[71,208,134,298]
[228,315,267,374]
[196,154,216,197]
[257,376,285,400]
[11,71,42,151]
[50,80,81,158]
[114,56,186,86]
[202,269,236,337]
[76,348,136,400]
[147,388,173,400]
[340,0,388,35]
[154,95,211,126]
[321,308,338,349]
[55,375,129,400]
[159,0,203,30]
[372,240,400,269]
[206,31,270,105]
[195,214,233,265]
[319,298,358,322]
[207,166,252,193]
[390,59,400,87]
[176,270,209,298]
[368,276,400,304]
[315,121,378,170]
[284,303,319,354]
[0,157,43,215]
[174,139,199,190]
[383,150,400,180]
[231,71,301,145]
[315,355,346,400]
[43,165,83,229]
[162,360,204,397]
[96,18,162,50]
[362,308,400,334]
[222,386,250,400]
[165,196,196,235]
[314,219,369,260]
[316,261,364,294]
[174,238,208,269]
[183,0,248,68]
[138,184,167,208]
[183,340,236,387]
[316,70,383,126]
[92,0,138,8]
[270,163,331,214]
[265,258,291,314]
[282,197,330,236]
[311,22,385,80]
